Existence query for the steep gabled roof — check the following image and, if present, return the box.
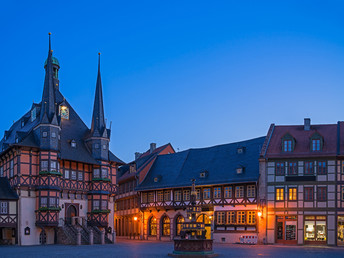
[136,137,265,191]
[0,177,18,200]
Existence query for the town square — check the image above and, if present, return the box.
[1,1,344,257]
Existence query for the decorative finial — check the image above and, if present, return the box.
[48,32,51,35]
[98,52,101,55]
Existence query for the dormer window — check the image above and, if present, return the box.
[199,171,208,179]
[237,147,245,154]
[59,105,69,120]
[236,167,244,174]
[310,133,323,152]
[31,108,36,122]
[15,137,19,143]
[71,140,76,148]
[154,175,162,182]
[21,120,25,128]
[129,164,136,173]
[281,133,295,152]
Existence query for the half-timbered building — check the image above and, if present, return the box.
[0,35,123,245]
[136,137,266,243]
[260,118,342,245]
[114,143,174,239]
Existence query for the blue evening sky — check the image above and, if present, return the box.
[1,1,344,162]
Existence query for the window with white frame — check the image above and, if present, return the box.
[247,211,256,224]
[216,211,225,224]
[71,171,77,180]
[237,211,246,224]
[224,186,232,198]
[40,197,48,208]
[227,211,235,224]
[64,170,70,179]
[174,190,181,201]
[41,161,48,171]
[93,200,100,210]
[203,188,211,199]
[78,172,83,181]
[49,197,56,208]
[50,161,57,171]
[183,190,190,201]
[0,202,8,214]
[101,168,108,178]
[247,185,256,198]
[93,168,100,178]
[235,186,244,198]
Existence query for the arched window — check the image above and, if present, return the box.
[148,217,157,236]
[175,215,185,236]
[162,216,170,236]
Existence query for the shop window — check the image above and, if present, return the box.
[288,162,298,175]
[227,211,235,224]
[338,216,344,245]
[276,162,285,176]
[216,212,225,225]
[174,190,181,201]
[203,188,210,199]
[317,161,327,175]
[304,187,314,201]
[237,211,246,224]
[304,216,326,242]
[247,185,256,198]
[317,187,327,201]
[276,188,284,201]
[305,161,314,175]
[162,216,170,236]
[213,187,221,199]
[176,216,184,236]
[224,186,232,198]
[183,190,190,201]
[235,186,244,198]
[288,188,297,201]
[148,217,157,236]
[164,191,171,201]
[247,211,256,224]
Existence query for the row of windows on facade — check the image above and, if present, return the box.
[215,210,256,225]
[115,197,138,211]
[141,185,256,204]
[282,138,322,152]
[118,180,136,194]
[38,197,108,211]
[275,161,327,176]
[275,186,329,201]
[0,160,14,177]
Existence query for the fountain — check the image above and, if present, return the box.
[169,179,217,257]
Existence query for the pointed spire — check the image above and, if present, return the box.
[40,32,57,123]
[90,53,106,137]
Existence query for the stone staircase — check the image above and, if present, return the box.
[57,218,113,245]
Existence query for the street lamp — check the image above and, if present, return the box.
[134,216,138,221]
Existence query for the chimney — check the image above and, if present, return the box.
[135,152,142,160]
[304,118,311,131]
[150,143,157,153]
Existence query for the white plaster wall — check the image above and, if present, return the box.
[214,232,257,243]
[19,196,40,245]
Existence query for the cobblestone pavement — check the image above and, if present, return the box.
[1,240,344,258]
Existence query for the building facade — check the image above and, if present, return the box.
[136,137,266,244]
[114,143,174,238]
[260,119,344,246]
[0,35,123,245]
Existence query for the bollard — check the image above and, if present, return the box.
[112,231,116,243]
[101,229,105,245]
[89,229,94,245]
[76,228,81,245]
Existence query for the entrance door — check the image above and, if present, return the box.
[276,216,297,244]
[197,214,211,239]
[66,205,77,225]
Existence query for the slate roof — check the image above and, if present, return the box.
[0,177,18,200]
[136,137,265,191]
[0,50,124,165]
[117,143,173,183]
[263,123,338,158]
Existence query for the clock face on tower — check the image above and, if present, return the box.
[59,105,69,120]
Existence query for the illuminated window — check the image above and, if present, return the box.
[176,216,184,236]
[276,188,284,201]
[288,188,297,201]
[149,217,157,236]
[227,211,235,224]
[247,211,256,224]
[59,105,69,120]
[237,211,246,224]
[162,216,170,236]
[141,193,147,203]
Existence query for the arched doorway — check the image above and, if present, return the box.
[66,205,77,225]
[175,215,185,237]
[197,214,211,239]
